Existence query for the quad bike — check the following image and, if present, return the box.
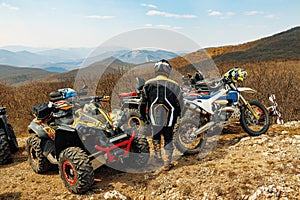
[0,107,18,165]
[26,90,150,194]
[118,77,145,130]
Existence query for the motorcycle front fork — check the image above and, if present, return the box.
[239,95,259,119]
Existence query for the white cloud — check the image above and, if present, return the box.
[146,10,197,19]
[264,14,277,19]
[85,15,115,19]
[220,12,235,19]
[144,24,183,30]
[244,11,264,16]
[141,3,157,9]
[208,10,222,16]
[157,24,171,28]
[208,10,235,19]
[0,2,19,11]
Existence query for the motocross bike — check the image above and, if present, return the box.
[26,92,150,194]
[267,94,284,124]
[175,69,270,155]
[0,107,18,165]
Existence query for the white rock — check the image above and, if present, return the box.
[294,135,300,140]
[104,190,127,200]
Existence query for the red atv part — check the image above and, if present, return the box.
[95,130,136,163]
[119,91,138,98]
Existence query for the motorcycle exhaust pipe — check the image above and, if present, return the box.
[195,121,215,136]
[219,106,236,113]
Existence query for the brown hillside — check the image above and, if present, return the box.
[0,65,56,85]
[170,26,300,70]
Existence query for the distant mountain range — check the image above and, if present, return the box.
[0,26,299,85]
[0,46,181,72]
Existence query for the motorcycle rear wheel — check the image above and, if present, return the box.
[174,118,206,155]
[240,101,270,136]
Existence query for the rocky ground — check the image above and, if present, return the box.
[0,121,299,200]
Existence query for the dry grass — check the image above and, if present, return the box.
[0,58,299,136]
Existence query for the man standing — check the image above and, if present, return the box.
[140,59,183,171]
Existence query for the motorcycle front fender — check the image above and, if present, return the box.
[237,87,257,93]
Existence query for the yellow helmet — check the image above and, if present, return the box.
[224,67,247,83]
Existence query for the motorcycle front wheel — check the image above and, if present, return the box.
[174,118,206,155]
[240,101,270,136]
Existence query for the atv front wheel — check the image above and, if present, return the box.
[0,128,13,165]
[127,136,150,170]
[26,136,52,173]
[58,147,94,194]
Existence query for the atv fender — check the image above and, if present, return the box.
[54,126,85,158]
[28,121,50,139]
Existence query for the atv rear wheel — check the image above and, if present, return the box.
[26,136,52,173]
[126,109,144,130]
[7,124,18,153]
[58,147,94,194]
[0,128,13,165]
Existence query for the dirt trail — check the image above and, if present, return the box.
[1,122,300,200]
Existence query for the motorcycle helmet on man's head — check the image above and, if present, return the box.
[154,59,172,77]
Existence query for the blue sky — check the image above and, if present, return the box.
[0,0,299,49]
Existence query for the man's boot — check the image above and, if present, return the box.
[163,150,174,171]
[152,140,164,165]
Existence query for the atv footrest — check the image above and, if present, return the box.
[109,133,128,143]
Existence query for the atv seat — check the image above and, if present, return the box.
[55,118,74,126]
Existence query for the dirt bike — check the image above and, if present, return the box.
[267,94,284,124]
[0,107,18,165]
[175,69,270,155]
[26,90,150,194]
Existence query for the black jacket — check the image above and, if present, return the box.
[140,75,183,127]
